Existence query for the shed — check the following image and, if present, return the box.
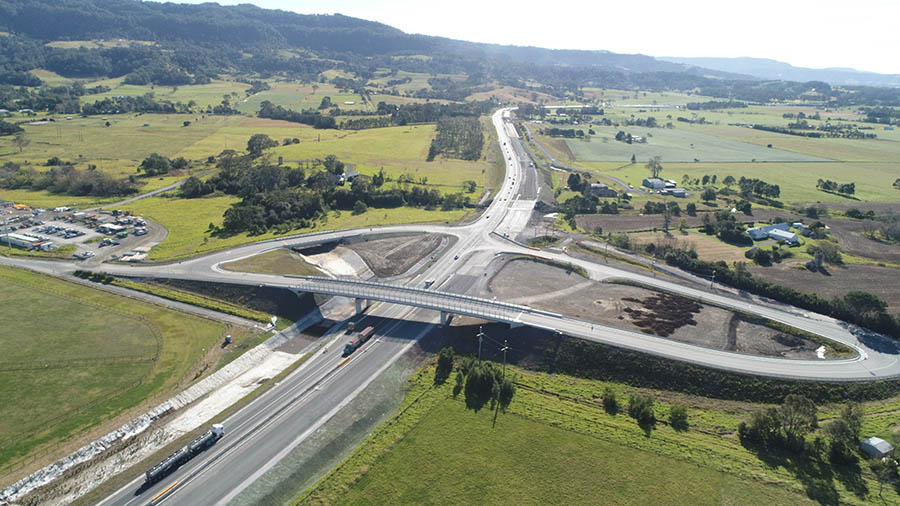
[642,177,666,190]
[860,437,894,459]
[769,229,799,245]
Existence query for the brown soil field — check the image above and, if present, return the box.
[489,260,820,358]
[821,218,900,264]
[576,208,801,234]
[345,233,443,278]
[750,260,900,313]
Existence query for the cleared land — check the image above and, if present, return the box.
[344,233,444,278]
[489,258,830,358]
[0,266,227,474]
[566,126,825,162]
[750,261,900,313]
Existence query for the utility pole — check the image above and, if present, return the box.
[476,326,485,361]
[710,269,716,289]
[500,339,509,378]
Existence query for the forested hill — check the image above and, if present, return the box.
[0,0,728,74]
[1,0,900,106]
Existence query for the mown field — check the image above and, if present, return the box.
[566,126,825,163]
[0,266,227,474]
[571,160,900,204]
[122,195,467,261]
[303,361,900,506]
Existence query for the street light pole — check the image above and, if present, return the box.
[710,269,716,289]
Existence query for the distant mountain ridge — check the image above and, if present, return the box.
[0,0,740,77]
[660,56,900,88]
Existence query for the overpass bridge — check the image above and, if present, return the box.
[288,276,561,327]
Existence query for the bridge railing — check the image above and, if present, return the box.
[290,276,561,325]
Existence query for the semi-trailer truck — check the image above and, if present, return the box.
[144,424,224,484]
[343,326,375,355]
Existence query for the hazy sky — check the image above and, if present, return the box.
[174,0,900,74]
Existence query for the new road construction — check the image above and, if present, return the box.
[2,108,899,506]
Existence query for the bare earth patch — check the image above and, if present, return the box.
[750,260,900,313]
[490,259,820,358]
[345,233,444,278]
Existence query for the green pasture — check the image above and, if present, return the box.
[122,195,467,261]
[0,265,226,470]
[308,362,900,505]
[0,113,241,167]
[576,160,899,203]
[81,79,250,109]
[565,126,826,163]
[235,82,369,115]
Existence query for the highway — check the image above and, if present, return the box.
[4,107,899,505]
[88,108,533,506]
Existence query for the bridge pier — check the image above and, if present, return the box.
[440,310,451,327]
[354,298,369,315]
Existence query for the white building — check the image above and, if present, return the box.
[2,233,51,250]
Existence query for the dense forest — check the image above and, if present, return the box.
[1,0,900,108]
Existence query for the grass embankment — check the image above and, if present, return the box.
[69,348,317,506]
[524,235,562,248]
[0,244,76,260]
[111,278,277,326]
[122,195,466,261]
[221,248,324,277]
[0,266,226,474]
[301,364,874,506]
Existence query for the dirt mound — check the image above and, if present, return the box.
[622,294,701,337]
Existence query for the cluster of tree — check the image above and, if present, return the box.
[614,130,639,143]
[622,116,658,128]
[0,118,23,136]
[845,208,876,220]
[862,107,900,125]
[737,176,780,200]
[745,245,793,266]
[0,161,137,197]
[685,100,747,110]
[644,243,900,338]
[81,93,186,115]
[379,101,493,126]
[542,127,583,138]
[257,100,336,129]
[782,111,821,120]
[642,201,681,216]
[676,116,708,125]
[453,355,516,413]
[560,194,620,216]
[194,153,469,234]
[699,211,751,245]
[426,116,483,161]
[752,123,876,139]
[739,396,867,469]
[137,153,187,176]
[816,179,855,195]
